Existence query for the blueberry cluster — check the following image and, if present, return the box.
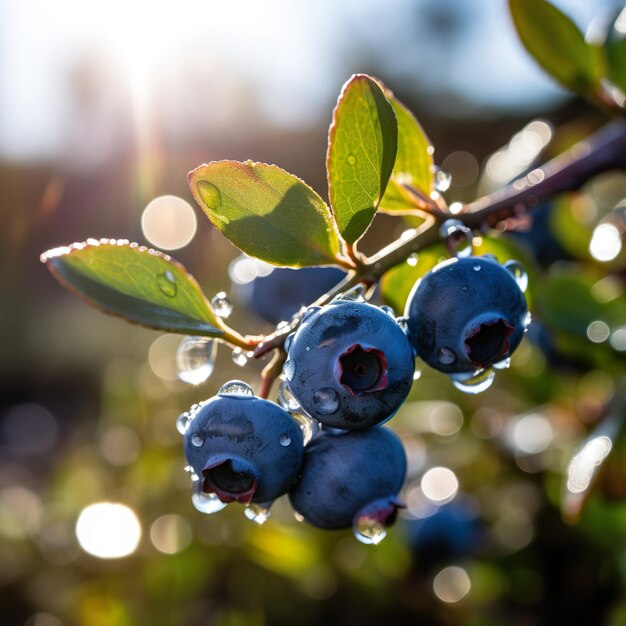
[181,254,528,543]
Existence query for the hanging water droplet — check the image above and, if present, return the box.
[294,512,305,523]
[437,347,457,365]
[196,181,222,211]
[283,359,296,382]
[301,306,321,323]
[218,380,255,397]
[313,387,340,415]
[439,219,473,258]
[184,464,194,473]
[211,291,233,318]
[176,336,217,385]
[191,433,204,447]
[176,412,191,435]
[504,260,528,292]
[407,253,418,267]
[156,271,177,297]
[433,167,452,192]
[353,516,387,545]
[278,380,301,411]
[279,434,291,447]
[450,368,495,394]
[191,481,227,514]
[380,305,396,317]
[290,411,319,445]
[396,316,409,333]
[244,502,272,525]
[284,332,295,353]
[493,357,511,370]
[472,265,481,272]
[524,311,533,331]
[231,348,250,367]
[413,369,422,381]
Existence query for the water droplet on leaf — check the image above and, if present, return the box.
[156,271,177,297]
[176,336,217,385]
[211,291,233,317]
[197,181,222,210]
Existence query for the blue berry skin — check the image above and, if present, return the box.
[238,266,346,325]
[289,427,407,530]
[184,395,304,504]
[285,301,415,429]
[405,256,528,374]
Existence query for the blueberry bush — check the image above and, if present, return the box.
[36,0,626,621]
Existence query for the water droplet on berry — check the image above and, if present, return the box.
[176,336,217,385]
[440,219,473,258]
[434,167,452,192]
[191,481,227,514]
[380,305,396,317]
[407,253,418,266]
[472,265,481,272]
[396,316,409,333]
[218,380,255,397]
[493,357,511,370]
[524,311,533,331]
[244,502,272,524]
[353,516,387,545]
[156,271,177,297]
[301,306,321,322]
[346,153,357,166]
[504,260,528,292]
[437,347,457,365]
[283,359,296,382]
[191,433,204,447]
[450,368,495,394]
[313,387,340,414]
[278,381,300,411]
[211,291,233,317]
[231,348,251,367]
[291,410,319,445]
[176,412,191,435]
[279,434,291,447]
[284,332,295,353]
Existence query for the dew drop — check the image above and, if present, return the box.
[437,347,457,365]
[313,387,340,415]
[218,380,255,397]
[353,516,387,545]
[156,271,177,297]
[439,219,473,258]
[524,311,533,331]
[231,348,251,367]
[283,359,296,382]
[434,167,452,192]
[284,332,295,353]
[407,253,418,267]
[176,336,217,385]
[346,153,357,166]
[244,502,272,525]
[291,410,319,445]
[396,316,409,334]
[504,260,528,292]
[413,369,422,381]
[191,433,204,447]
[278,381,301,411]
[191,481,227,515]
[301,306,321,322]
[211,291,233,318]
[472,265,481,272]
[450,368,495,394]
[279,434,291,447]
[380,305,396,317]
[176,412,191,435]
[197,181,222,210]
[334,284,366,302]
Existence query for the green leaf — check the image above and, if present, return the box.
[509,0,599,94]
[606,8,626,93]
[380,91,434,213]
[326,74,398,244]
[41,239,225,337]
[189,161,341,267]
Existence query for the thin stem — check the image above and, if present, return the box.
[257,349,286,399]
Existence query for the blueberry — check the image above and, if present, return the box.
[405,256,528,373]
[237,266,347,325]
[184,391,304,504]
[289,427,407,530]
[285,301,415,429]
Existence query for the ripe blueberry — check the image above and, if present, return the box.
[284,300,415,429]
[405,256,528,373]
[289,426,406,530]
[184,389,304,504]
[237,266,346,325]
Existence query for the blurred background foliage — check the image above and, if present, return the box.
[2,0,626,624]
